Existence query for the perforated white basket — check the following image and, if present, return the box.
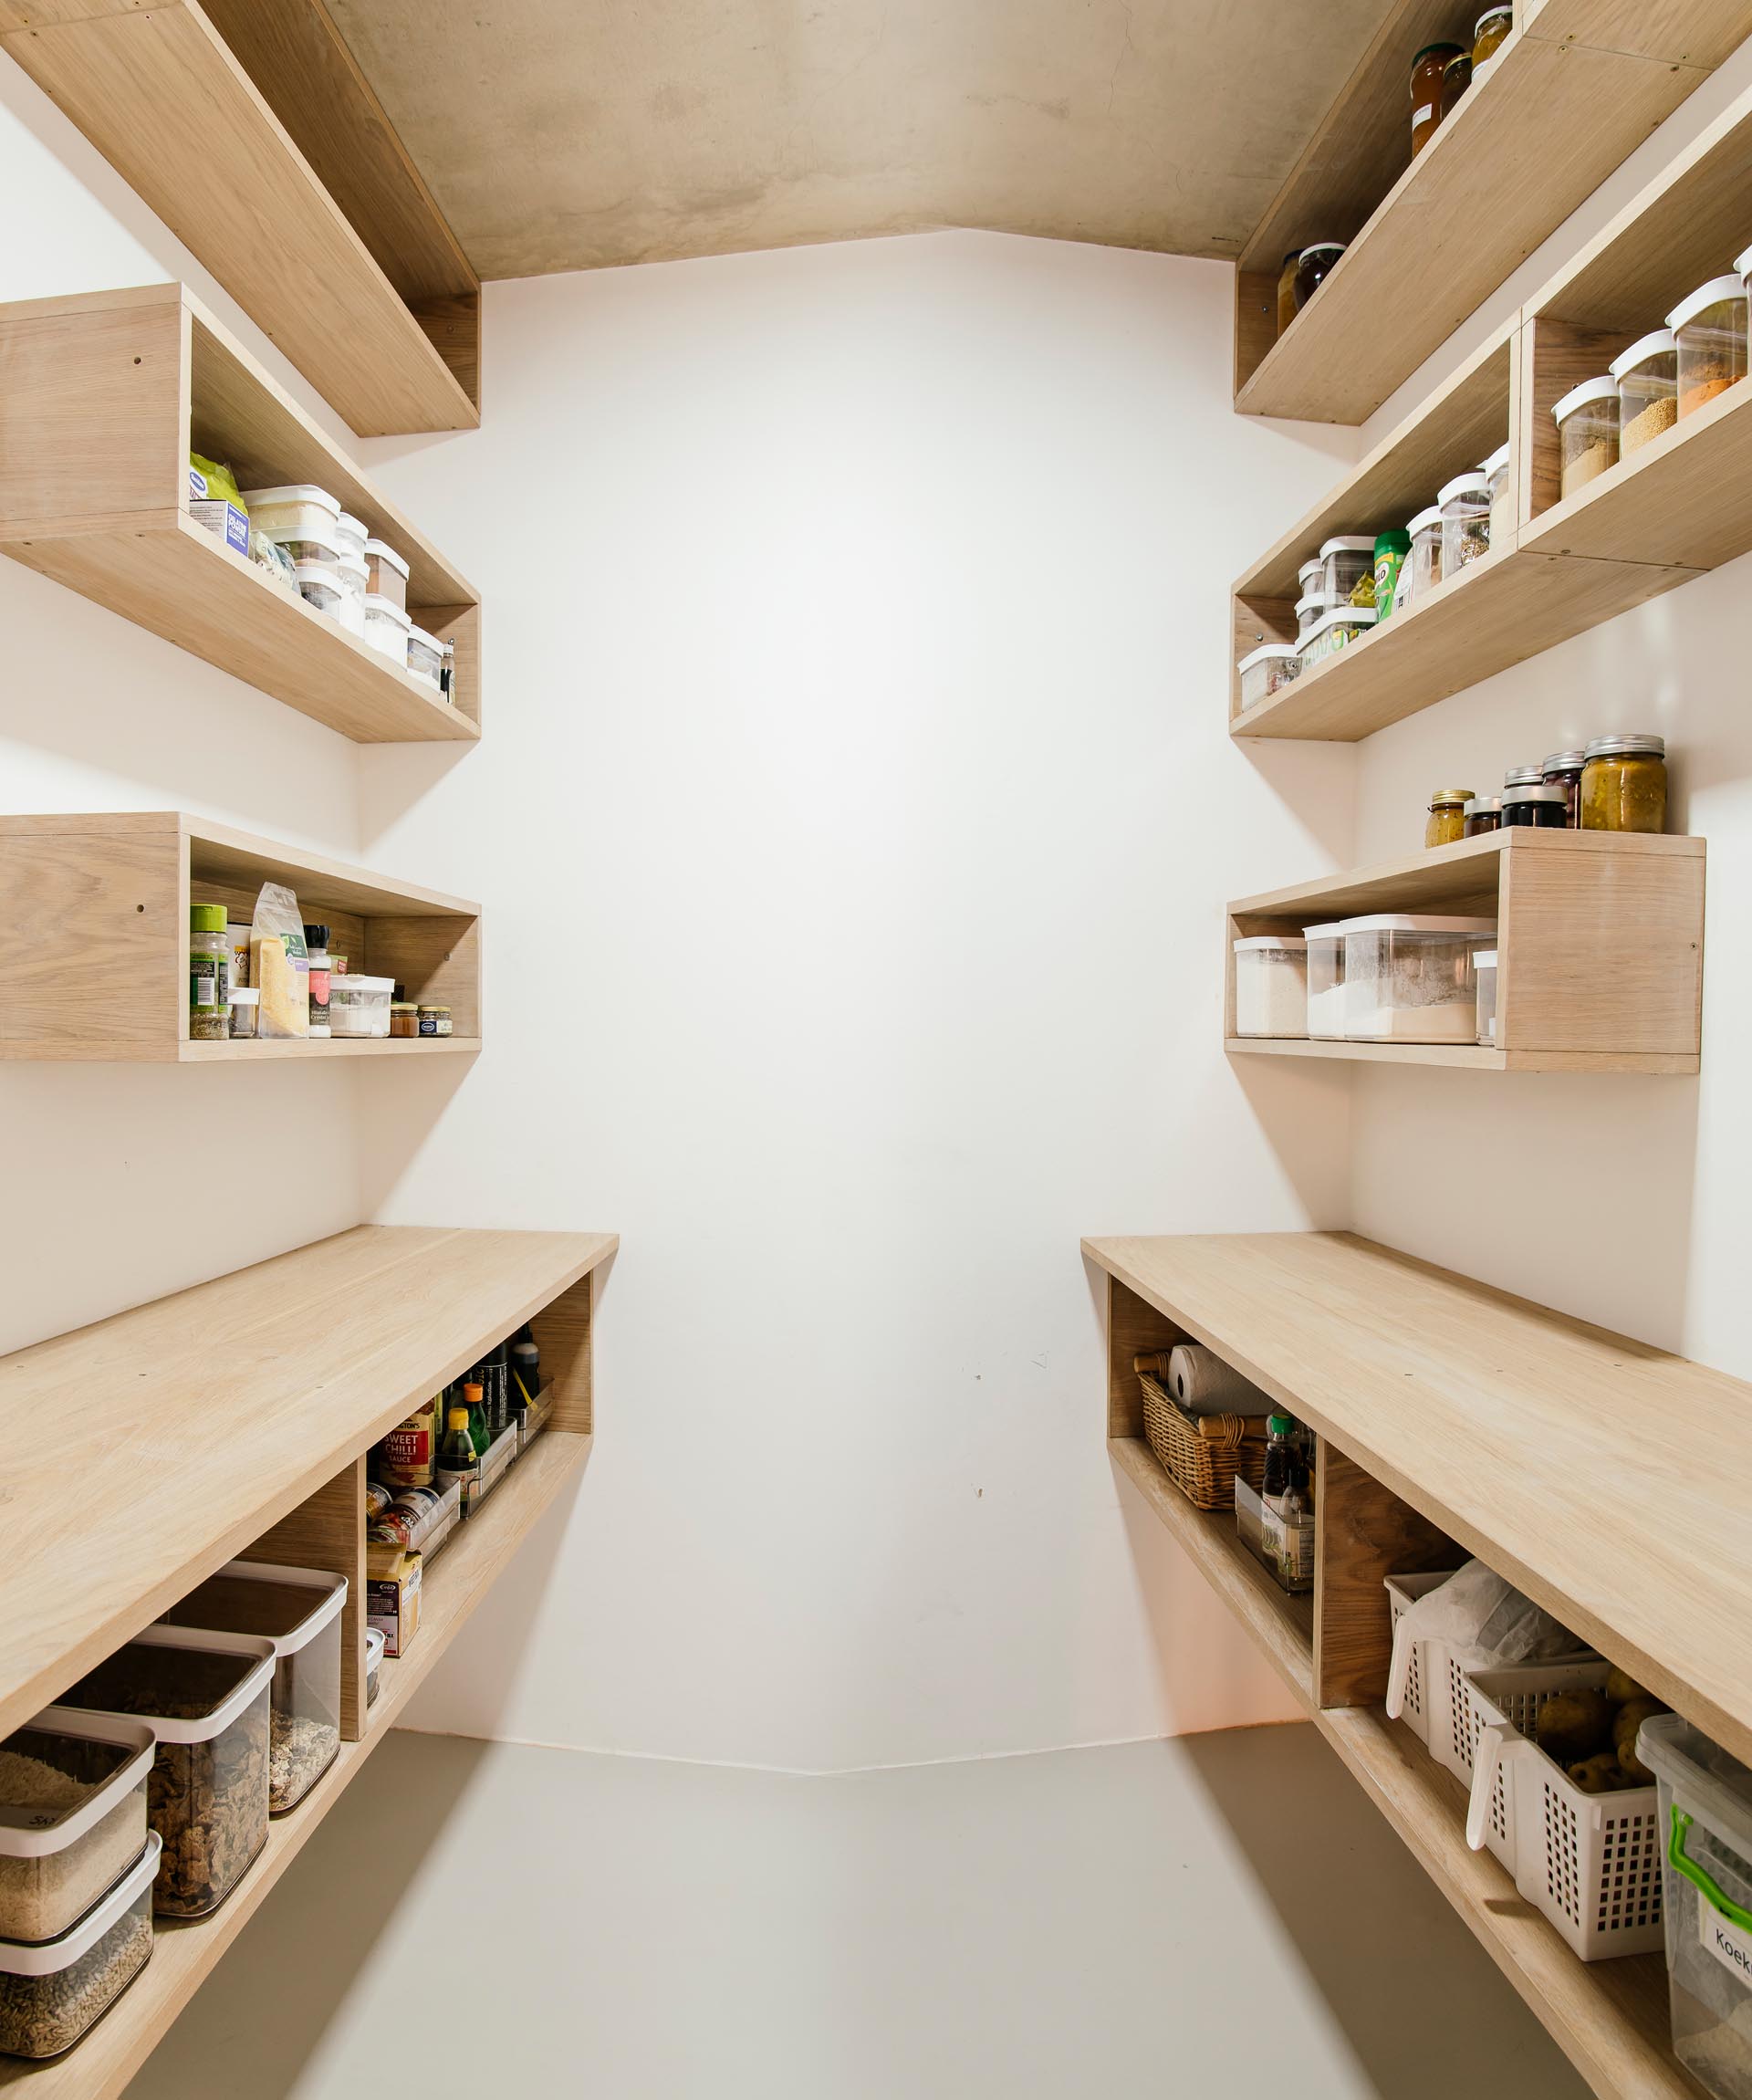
[1465,1658,1665,1960]
[1382,1571,1454,1749]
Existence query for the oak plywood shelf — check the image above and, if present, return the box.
[0,811,483,1061]
[1090,1233,1728,2098]
[0,285,480,745]
[1233,0,1752,424]
[0,0,480,437]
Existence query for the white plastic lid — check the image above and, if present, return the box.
[407,624,446,653]
[1636,1712,1752,1844]
[1475,949,1498,967]
[1610,328,1677,380]
[363,538,412,580]
[74,1626,276,1743]
[1551,374,1617,424]
[1233,935,1307,953]
[1302,607,1377,643]
[1236,642,1299,673]
[363,593,412,627]
[339,552,368,580]
[1437,469,1490,506]
[0,1710,155,1858]
[1478,442,1510,478]
[1405,504,1444,537]
[0,1831,162,1978]
[1302,922,1345,941]
[240,483,340,516]
[336,509,366,538]
[293,556,341,580]
[228,987,260,1006]
[1338,914,1497,936]
[171,1559,349,1658]
[1666,274,1747,332]
[1319,535,1375,559]
[365,1626,386,1669]
[1297,558,1322,586]
[1736,243,1752,280]
[331,974,395,992]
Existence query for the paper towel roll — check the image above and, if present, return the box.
[1168,1344,1267,1417]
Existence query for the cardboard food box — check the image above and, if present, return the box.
[366,1541,422,1658]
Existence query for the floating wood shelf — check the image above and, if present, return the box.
[0,811,483,1060]
[0,0,481,436]
[1225,829,1704,1074]
[1089,1232,1739,2098]
[1234,0,1752,424]
[0,285,480,745]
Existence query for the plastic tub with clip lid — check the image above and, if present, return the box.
[0,1710,154,1945]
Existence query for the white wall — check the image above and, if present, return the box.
[355,231,1359,1771]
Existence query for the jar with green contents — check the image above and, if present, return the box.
[1372,528,1410,627]
[1580,733,1667,832]
[189,904,229,1042]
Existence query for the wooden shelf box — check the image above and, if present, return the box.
[0,811,482,1061]
[0,285,481,746]
[1225,830,1704,1073]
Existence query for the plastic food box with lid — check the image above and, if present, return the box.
[157,1562,347,1814]
[1317,534,1373,603]
[328,974,395,1039]
[1669,273,1748,420]
[0,1830,162,2061]
[238,483,340,543]
[363,594,412,666]
[1437,469,1491,573]
[1612,329,1679,457]
[363,539,411,613]
[0,1711,154,1944]
[56,1627,274,1919]
[1232,935,1307,1040]
[406,625,451,699]
[1298,606,1375,673]
[364,1626,386,1708]
[1552,375,1619,502]
[1302,923,1346,1040]
[1236,643,1299,711]
[1340,914,1496,1042]
[1399,504,1444,610]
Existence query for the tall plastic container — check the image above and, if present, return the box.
[0,1712,153,1944]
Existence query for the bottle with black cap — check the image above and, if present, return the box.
[304,925,331,1038]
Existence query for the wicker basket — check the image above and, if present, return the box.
[1134,1353,1268,1512]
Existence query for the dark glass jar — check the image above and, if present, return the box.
[1277,250,1300,336]
[1440,51,1473,119]
[1500,785,1569,829]
[1411,43,1465,154]
[1294,243,1346,311]
[1540,748,1585,828]
[1462,796,1500,837]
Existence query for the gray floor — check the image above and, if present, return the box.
[130,1725,1589,2098]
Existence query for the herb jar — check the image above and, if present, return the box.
[1411,44,1464,154]
[1236,643,1300,710]
[1667,274,1747,420]
[1303,923,1347,1040]
[1400,506,1444,609]
[1276,251,1301,337]
[1475,947,1498,1047]
[1481,442,1513,548]
[1233,936,1308,1040]
[1440,49,1473,118]
[1553,376,1619,501]
[1473,5,1511,66]
[1611,329,1679,457]
[189,904,229,1042]
[1501,783,1568,829]
[1425,787,1474,850]
[1437,470,1491,572]
[1580,734,1667,832]
[1319,535,1375,603]
[1541,748,1586,827]
[1372,529,1410,628]
[227,987,259,1040]
[418,1005,452,1038]
[390,1002,420,1039]
[1463,796,1500,836]
[1294,244,1345,312]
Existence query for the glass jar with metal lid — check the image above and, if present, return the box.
[1540,748,1585,827]
[1580,734,1667,832]
[1425,787,1474,850]
[1294,244,1346,312]
[1500,784,1568,829]
[1473,5,1512,67]
[1410,44,1465,154]
[1503,762,1544,792]
[1276,250,1301,336]
[1463,796,1500,837]
[1439,49,1473,119]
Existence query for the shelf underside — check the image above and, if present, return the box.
[1225,1036,1698,1075]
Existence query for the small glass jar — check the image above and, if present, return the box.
[1411,43,1464,154]
[189,903,229,1042]
[1481,442,1513,548]
[1473,5,1511,66]
[1553,375,1619,501]
[1440,49,1473,118]
[1276,250,1301,337]
[1611,329,1678,457]
[227,987,260,1040]
[1501,784,1568,829]
[391,1001,420,1038]
[1237,643,1300,710]
[1294,244,1345,312]
[1319,535,1374,603]
[1667,275,1747,420]
[1437,471,1491,572]
[1540,748,1586,828]
[1580,733,1667,832]
[1400,505,1444,609]
[418,1004,452,1038]
[1463,796,1500,836]
[1425,788,1474,850]
[1475,947,1499,1047]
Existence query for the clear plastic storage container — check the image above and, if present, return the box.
[0,1831,160,2060]
[1294,590,1336,636]
[1340,914,1496,1042]
[328,974,395,1039]
[1318,535,1374,603]
[365,1626,385,1708]
[268,528,339,567]
[363,539,411,613]
[1400,504,1444,609]
[1552,375,1619,500]
[337,553,368,638]
[1481,442,1513,548]
[1475,947,1497,1046]
[158,1562,346,1815]
[1437,470,1491,572]
[1298,606,1375,674]
[293,559,342,619]
[333,510,368,562]
[1303,922,1346,1040]
[406,625,449,698]
[1232,935,1307,1039]
[1612,329,1679,456]
[363,594,412,665]
[1296,557,1322,601]
[1669,274,1748,419]
[57,1629,273,1919]
[1236,643,1300,710]
[0,1712,153,1944]
[238,484,340,542]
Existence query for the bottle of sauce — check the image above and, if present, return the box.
[376,1397,437,1489]
[303,924,331,1038]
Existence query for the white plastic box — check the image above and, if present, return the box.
[1303,922,1346,1040]
[1232,935,1306,1039]
[1453,1655,1610,1873]
[364,1626,385,1708]
[363,538,411,613]
[1383,1569,1461,1750]
[0,1831,161,2060]
[363,594,412,666]
[239,483,341,542]
[328,974,394,1039]
[1341,915,1496,1042]
[406,625,450,699]
[0,1711,153,1944]
[1236,643,1298,711]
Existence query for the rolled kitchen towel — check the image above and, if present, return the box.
[1167,1343,1269,1417]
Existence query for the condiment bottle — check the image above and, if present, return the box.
[460,1378,491,1454]
[1580,734,1667,832]
[189,904,229,1042]
[1500,784,1568,829]
[436,1405,481,1482]
[510,1324,540,1412]
[303,923,331,1039]
[1410,43,1465,154]
[377,1397,437,1489]
[1425,788,1474,850]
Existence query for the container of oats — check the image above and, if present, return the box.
[57,1629,273,1919]
[0,1712,154,1944]
[158,1563,347,1815]
[0,1831,161,2059]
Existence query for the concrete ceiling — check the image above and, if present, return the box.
[327,0,1399,281]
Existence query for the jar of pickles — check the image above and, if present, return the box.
[1411,43,1464,154]
[1425,787,1474,849]
[1473,4,1511,66]
[1580,734,1667,832]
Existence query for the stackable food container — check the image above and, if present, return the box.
[1236,643,1299,710]
[0,1711,154,1944]
[0,1833,162,2059]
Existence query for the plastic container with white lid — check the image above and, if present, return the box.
[1318,534,1375,603]
[1340,914,1496,1042]
[1611,329,1680,456]
[364,1626,385,1708]
[1303,921,1347,1040]
[333,510,367,561]
[56,1628,273,1920]
[157,1562,346,1815]
[1233,935,1308,1040]
[1294,589,1337,636]
[0,1830,161,2060]
[1397,503,1445,611]
[1475,947,1497,1046]
[1640,1711,1752,2095]
[1236,642,1299,711]
[1297,556,1322,598]
[1552,375,1619,501]
[1668,273,1748,419]
[363,538,411,613]
[1298,604,1375,673]
[1437,469,1491,573]
[238,485,340,541]
[336,552,368,638]
[406,625,449,698]
[293,559,342,618]
[267,527,339,567]
[1479,441,1513,546]
[0,1712,154,1945]
[363,593,412,664]
[328,974,395,1039]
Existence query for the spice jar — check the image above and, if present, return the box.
[1294,244,1345,312]
[227,987,260,1040]
[1481,442,1513,548]
[1276,250,1301,337]
[1372,529,1409,628]
[1611,329,1678,457]
[1319,535,1374,602]
[1437,470,1491,573]
[1580,733,1667,832]
[1501,784,1568,829]
[1553,376,1619,500]
[1463,796,1500,836]
[1425,787,1474,850]
[1667,274,1747,419]
[189,904,229,1042]
[1400,505,1444,610]
[1473,5,1511,66]
[418,1004,452,1038]
[1440,49,1473,118]
[1540,748,1586,827]
[390,1001,420,1038]
[1410,44,1464,154]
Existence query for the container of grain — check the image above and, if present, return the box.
[158,1563,347,1815]
[1303,923,1346,1040]
[0,1714,153,1944]
[1340,914,1496,1043]
[57,1629,273,1919]
[1232,935,1308,1039]
[1611,329,1678,458]
[1668,274,1747,420]
[1552,376,1619,499]
[0,1832,160,2060]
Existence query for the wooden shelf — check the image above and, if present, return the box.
[1225,829,1704,1074]
[0,1430,593,2100]
[1234,0,1752,424]
[0,0,480,436]
[0,811,483,1062]
[0,285,480,745]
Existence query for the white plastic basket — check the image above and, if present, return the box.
[1451,1656,1607,1872]
[1383,1571,1457,1749]
[1465,1658,1664,1959]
